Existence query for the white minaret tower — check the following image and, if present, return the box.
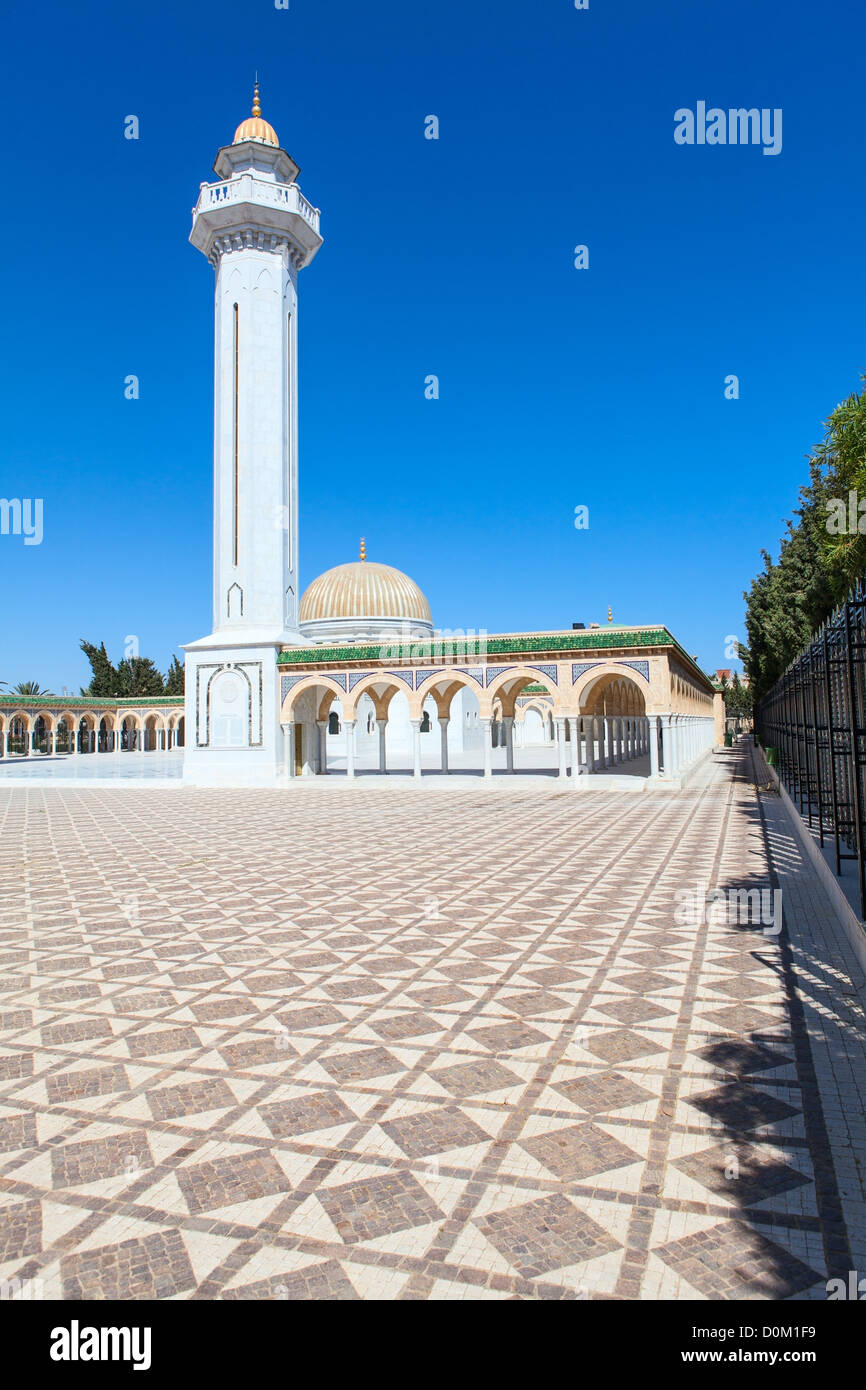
[183,85,322,786]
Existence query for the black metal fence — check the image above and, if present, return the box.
[756,576,866,919]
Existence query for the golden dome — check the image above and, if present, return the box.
[233,81,279,147]
[300,556,432,625]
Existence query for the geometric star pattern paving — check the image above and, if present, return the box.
[1,744,864,1299]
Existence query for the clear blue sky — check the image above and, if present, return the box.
[2,0,864,692]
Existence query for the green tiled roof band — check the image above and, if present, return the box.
[0,696,183,707]
[278,628,673,665]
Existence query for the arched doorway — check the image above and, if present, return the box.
[577,670,650,776]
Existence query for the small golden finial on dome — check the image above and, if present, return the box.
[607,605,613,623]
[232,76,279,147]
[360,537,367,561]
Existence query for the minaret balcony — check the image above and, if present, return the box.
[191,175,322,264]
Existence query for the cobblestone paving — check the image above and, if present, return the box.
[0,745,864,1300]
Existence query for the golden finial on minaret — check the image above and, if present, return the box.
[607,606,613,623]
[360,537,367,561]
[252,79,262,118]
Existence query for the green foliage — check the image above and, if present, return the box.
[79,641,118,697]
[816,381,866,596]
[11,680,51,696]
[115,657,166,698]
[79,640,184,699]
[745,377,866,703]
[724,673,753,719]
[164,655,185,696]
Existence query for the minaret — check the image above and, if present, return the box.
[183,86,322,786]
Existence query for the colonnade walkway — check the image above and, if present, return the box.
[290,714,715,783]
[324,743,652,780]
[0,742,863,1299]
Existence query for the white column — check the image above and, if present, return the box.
[648,716,660,776]
[71,725,79,755]
[664,722,678,778]
[344,719,356,778]
[411,719,422,779]
[0,729,5,759]
[378,719,388,774]
[555,717,568,780]
[317,719,328,774]
[51,730,57,756]
[28,729,35,757]
[481,716,493,778]
[502,715,514,773]
[570,716,580,783]
[283,722,293,778]
[438,716,449,773]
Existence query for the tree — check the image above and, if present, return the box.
[164,655,185,696]
[725,673,753,721]
[80,640,119,697]
[115,657,166,698]
[80,639,183,698]
[744,465,835,703]
[816,376,866,597]
[745,377,866,703]
[11,681,52,696]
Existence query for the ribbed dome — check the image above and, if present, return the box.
[233,115,279,147]
[300,560,432,625]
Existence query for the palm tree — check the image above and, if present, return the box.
[11,681,52,697]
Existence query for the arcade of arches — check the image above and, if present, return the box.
[278,644,725,782]
[0,699,185,758]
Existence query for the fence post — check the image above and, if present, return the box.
[843,601,866,918]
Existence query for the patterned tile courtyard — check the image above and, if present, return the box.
[1,744,865,1300]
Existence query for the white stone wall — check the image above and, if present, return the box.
[212,249,299,639]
